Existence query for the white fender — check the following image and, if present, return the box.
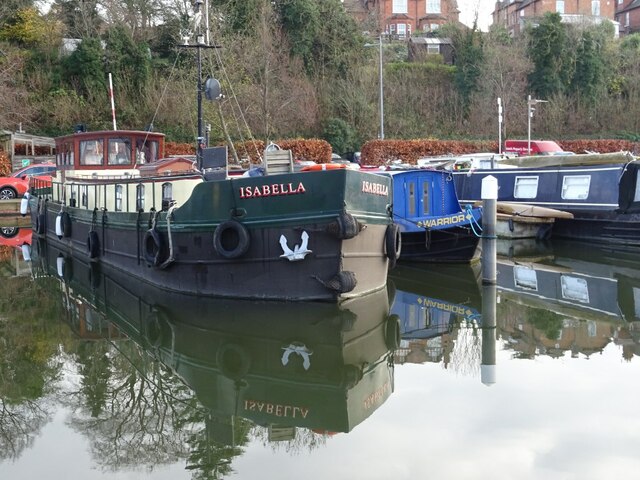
[56,255,64,277]
[55,214,63,238]
[21,244,31,262]
[20,193,29,216]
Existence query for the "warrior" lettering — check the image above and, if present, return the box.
[239,182,306,199]
[362,181,388,196]
[417,213,466,229]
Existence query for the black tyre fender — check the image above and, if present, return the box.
[213,220,250,259]
[89,261,101,290]
[61,211,72,238]
[385,314,401,351]
[217,343,251,380]
[385,224,401,269]
[145,307,171,349]
[87,230,100,259]
[35,213,46,235]
[143,229,164,267]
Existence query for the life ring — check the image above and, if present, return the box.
[143,229,165,267]
[217,343,251,380]
[213,220,250,259]
[385,224,401,269]
[87,230,100,259]
[35,213,46,235]
[385,314,401,351]
[301,163,347,171]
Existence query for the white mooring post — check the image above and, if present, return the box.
[481,176,497,285]
[481,283,497,386]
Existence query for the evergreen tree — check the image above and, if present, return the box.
[526,12,569,98]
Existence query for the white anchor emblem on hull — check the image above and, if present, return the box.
[279,231,312,261]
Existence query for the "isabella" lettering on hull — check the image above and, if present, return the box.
[362,181,388,196]
[239,182,306,199]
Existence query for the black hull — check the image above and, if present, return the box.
[31,206,389,302]
[553,212,640,248]
[399,227,481,263]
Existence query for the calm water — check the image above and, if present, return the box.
[1,231,640,480]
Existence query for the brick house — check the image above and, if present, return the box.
[492,0,619,36]
[343,0,461,37]
[616,0,640,33]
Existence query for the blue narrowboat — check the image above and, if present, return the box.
[452,152,640,248]
[381,169,483,263]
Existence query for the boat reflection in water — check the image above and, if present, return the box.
[388,263,486,372]
[496,239,640,360]
[34,240,398,446]
[388,239,640,372]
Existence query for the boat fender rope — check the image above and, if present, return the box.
[213,219,250,259]
[313,271,357,293]
[385,224,401,270]
[158,203,178,269]
[464,204,483,237]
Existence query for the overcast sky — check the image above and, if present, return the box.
[459,0,495,30]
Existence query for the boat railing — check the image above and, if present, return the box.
[29,176,194,214]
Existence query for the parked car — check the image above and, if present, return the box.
[0,163,56,200]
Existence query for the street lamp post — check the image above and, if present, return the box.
[527,94,548,155]
[497,97,502,154]
[365,36,384,140]
[377,35,384,140]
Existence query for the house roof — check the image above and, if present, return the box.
[618,0,640,13]
[410,37,453,45]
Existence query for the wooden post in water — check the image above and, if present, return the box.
[481,283,497,386]
[481,175,498,285]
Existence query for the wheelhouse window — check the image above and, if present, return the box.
[108,138,132,165]
[514,176,539,199]
[80,140,104,166]
[81,185,88,207]
[136,138,160,164]
[136,184,145,211]
[115,184,123,212]
[514,265,537,290]
[162,182,172,209]
[561,275,589,303]
[561,175,590,200]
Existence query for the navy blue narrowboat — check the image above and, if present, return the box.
[381,169,483,263]
[452,152,640,248]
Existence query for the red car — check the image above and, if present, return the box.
[0,163,56,200]
[0,226,32,247]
